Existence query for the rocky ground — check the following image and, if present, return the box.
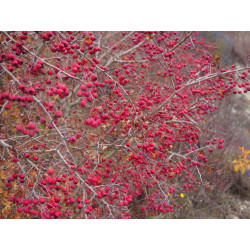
[227,199,250,219]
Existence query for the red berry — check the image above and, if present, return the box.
[78,203,83,209]
[33,155,39,161]
[91,121,98,127]
[17,207,23,213]
[54,196,60,203]
[91,74,98,81]
[9,196,15,202]
[13,157,18,162]
[76,133,82,139]
[27,122,36,130]
[40,198,46,203]
[80,99,87,107]
[69,136,76,143]
[47,169,54,176]
[219,138,224,144]
[55,110,63,117]
[16,125,23,131]
[24,153,30,158]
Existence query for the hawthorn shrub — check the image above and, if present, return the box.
[0,31,249,219]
